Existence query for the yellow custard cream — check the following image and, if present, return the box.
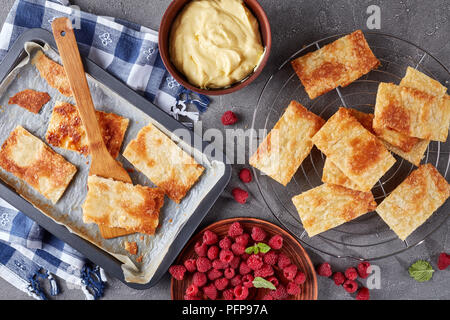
[169,0,264,89]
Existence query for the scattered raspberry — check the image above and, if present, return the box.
[229,256,241,269]
[317,263,332,277]
[267,276,279,287]
[228,222,244,238]
[437,253,450,270]
[194,241,208,257]
[277,253,291,269]
[193,272,207,287]
[207,246,219,260]
[262,294,274,300]
[221,110,238,125]
[255,264,274,278]
[270,285,288,300]
[233,285,249,300]
[169,265,186,281]
[294,272,306,285]
[184,294,201,300]
[239,261,252,275]
[207,268,223,281]
[185,284,199,297]
[231,275,242,287]
[203,283,218,300]
[357,261,371,278]
[287,282,301,295]
[332,272,345,286]
[345,267,358,281]
[196,256,212,273]
[263,250,278,265]
[235,233,250,247]
[231,243,246,256]
[219,249,234,264]
[268,235,283,250]
[242,274,254,288]
[183,258,197,273]
[247,254,264,270]
[214,277,229,291]
[239,168,252,183]
[283,264,298,281]
[356,287,370,300]
[223,289,234,300]
[219,236,232,250]
[203,230,218,245]
[232,188,249,204]
[212,259,228,270]
[251,227,266,242]
[343,279,358,293]
[224,267,235,279]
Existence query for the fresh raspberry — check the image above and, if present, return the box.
[255,264,274,278]
[183,258,197,273]
[232,188,249,204]
[283,264,298,281]
[332,272,345,286]
[219,236,232,250]
[345,267,358,281]
[247,254,264,270]
[207,246,219,260]
[214,277,229,291]
[196,257,212,273]
[242,274,254,288]
[251,227,267,242]
[228,222,244,238]
[343,280,358,293]
[203,230,218,245]
[235,233,250,247]
[317,263,332,277]
[268,235,283,250]
[239,168,252,183]
[185,284,199,297]
[277,253,291,269]
[229,256,240,269]
[287,282,301,295]
[224,268,235,280]
[203,283,218,300]
[192,272,207,287]
[168,265,186,281]
[270,284,288,300]
[208,268,223,281]
[294,272,306,285]
[223,289,234,300]
[357,261,371,278]
[356,287,370,300]
[233,285,249,300]
[219,249,234,264]
[221,111,238,125]
[212,259,228,270]
[184,294,201,300]
[231,243,246,256]
[262,294,274,300]
[194,241,208,257]
[267,276,279,287]
[231,275,242,287]
[239,261,252,275]
[437,253,450,270]
[263,250,278,265]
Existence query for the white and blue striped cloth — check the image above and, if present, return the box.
[0,0,209,299]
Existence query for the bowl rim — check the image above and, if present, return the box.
[159,0,272,96]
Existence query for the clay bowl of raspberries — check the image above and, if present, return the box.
[169,218,318,300]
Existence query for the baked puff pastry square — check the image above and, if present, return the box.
[249,101,325,186]
[0,126,77,203]
[32,51,72,97]
[312,108,396,192]
[292,183,377,237]
[376,164,450,241]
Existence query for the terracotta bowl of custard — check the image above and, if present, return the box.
[159,0,272,96]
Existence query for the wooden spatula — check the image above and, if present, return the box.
[52,17,133,239]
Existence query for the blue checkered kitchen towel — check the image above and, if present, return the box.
[0,0,210,300]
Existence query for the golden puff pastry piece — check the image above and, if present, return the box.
[32,51,72,97]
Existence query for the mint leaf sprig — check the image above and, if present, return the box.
[253,277,276,290]
[245,242,271,255]
[408,260,434,282]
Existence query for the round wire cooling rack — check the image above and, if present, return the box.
[250,31,450,261]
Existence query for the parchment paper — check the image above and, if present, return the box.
[0,42,225,284]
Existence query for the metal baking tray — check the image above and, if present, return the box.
[0,28,231,289]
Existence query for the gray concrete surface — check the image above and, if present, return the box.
[0,0,449,300]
